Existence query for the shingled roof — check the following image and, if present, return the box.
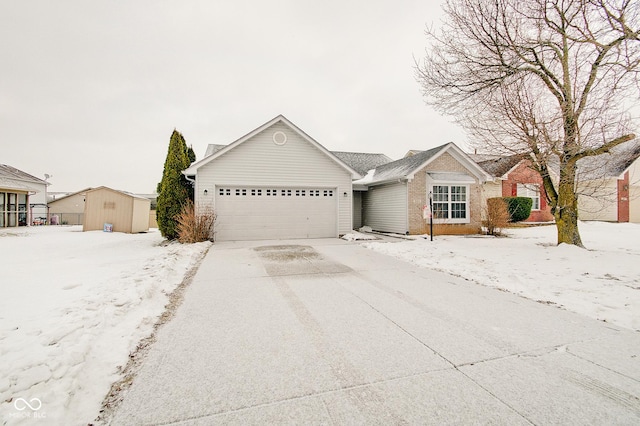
[0,164,47,192]
[331,151,393,175]
[576,140,640,180]
[368,145,445,183]
[355,142,491,185]
[472,154,527,178]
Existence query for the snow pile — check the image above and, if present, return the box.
[341,231,378,242]
[0,226,210,425]
[362,221,640,331]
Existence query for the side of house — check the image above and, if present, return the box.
[576,142,640,223]
[0,164,48,227]
[473,155,554,223]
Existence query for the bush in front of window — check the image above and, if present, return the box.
[503,196,533,222]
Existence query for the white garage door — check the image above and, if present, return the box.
[215,187,337,241]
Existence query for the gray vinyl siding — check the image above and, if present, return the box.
[353,191,363,229]
[363,182,408,234]
[196,122,353,235]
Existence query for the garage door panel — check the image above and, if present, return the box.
[215,186,337,241]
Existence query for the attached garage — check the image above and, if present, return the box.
[184,115,359,242]
[215,187,337,241]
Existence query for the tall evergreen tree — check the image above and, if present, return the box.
[157,130,191,240]
[187,145,196,164]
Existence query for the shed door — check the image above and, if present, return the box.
[214,187,337,241]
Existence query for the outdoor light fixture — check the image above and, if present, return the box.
[343,192,348,197]
[203,189,208,195]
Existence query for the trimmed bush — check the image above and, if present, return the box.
[503,196,533,222]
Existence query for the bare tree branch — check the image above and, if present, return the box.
[417,0,640,247]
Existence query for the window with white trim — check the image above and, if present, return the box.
[430,185,469,223]
[517,184,540,210]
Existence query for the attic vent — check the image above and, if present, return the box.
[104,201,116,209]
[273,131,287,146]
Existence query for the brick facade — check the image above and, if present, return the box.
[408,152,483,235]
[501,160,554,222]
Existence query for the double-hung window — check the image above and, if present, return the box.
[517,183,540,211]
[431,185,469,223]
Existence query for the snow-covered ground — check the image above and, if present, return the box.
[2,222,638,425]
[0,226,210,425]
[359,221,640,332]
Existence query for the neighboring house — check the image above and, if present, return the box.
[83,186,151,233]
[355,143,493,235]
[47,188,91,225]
[575,141,640,223]
[183,115,360,241]
[473,155,555,223]
[0,164,48,227]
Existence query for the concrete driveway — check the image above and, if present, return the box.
[111,239,640,425]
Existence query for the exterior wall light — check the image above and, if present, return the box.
[204,189,208,195]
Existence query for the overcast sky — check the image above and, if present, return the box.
[1,1,466,194]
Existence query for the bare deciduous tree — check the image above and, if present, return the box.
[416,0,640,247]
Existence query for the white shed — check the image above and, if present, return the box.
[183,115,360,241]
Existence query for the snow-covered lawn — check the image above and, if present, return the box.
[360,221,640,332]
[0,226,210,425]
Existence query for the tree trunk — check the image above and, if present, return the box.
[554,163,584,247]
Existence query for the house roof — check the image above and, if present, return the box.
[203,144,227,157]
[184,115,361,179]
[576,140,640,180]
[0,164,47,184]
[358,142,493,186]
[330,151,393,175]
[0,164,48,192]
[473,154,527,178]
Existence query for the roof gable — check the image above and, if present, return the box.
[361,142,492,185]
[184,115,360,178]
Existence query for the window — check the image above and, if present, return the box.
[430,185,468,223]
[517,184,540,210]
